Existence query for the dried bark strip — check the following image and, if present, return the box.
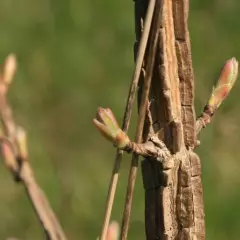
[173,0,205,238]
[134,0,206,239]
[173,0,196,149]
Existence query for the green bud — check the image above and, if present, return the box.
[93,107,130,149]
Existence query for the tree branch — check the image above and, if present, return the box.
[0,54,67,240]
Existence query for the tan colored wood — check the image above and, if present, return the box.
[134,0,206,239]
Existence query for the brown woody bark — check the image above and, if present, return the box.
[134,0,205,239]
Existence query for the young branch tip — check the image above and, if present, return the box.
[93,107,130,149]
[196,57,238,135]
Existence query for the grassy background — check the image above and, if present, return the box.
[0,0,240,239]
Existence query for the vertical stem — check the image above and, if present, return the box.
[120,1,163,239]
[99,0,156,238]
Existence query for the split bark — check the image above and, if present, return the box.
[134,0,205,239]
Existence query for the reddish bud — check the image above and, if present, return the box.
[208,57,238,109]
[106,221,119,240]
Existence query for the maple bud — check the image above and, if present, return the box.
[3,54,17,85]
[93,107,130,149]
[208,57,238,109]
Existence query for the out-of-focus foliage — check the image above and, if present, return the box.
[0,0,240,239]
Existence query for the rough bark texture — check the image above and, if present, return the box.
[134,0,205,239]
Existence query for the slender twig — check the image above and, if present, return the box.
[0,54,67,240]
[120,1,163,239]
[99,0,156,239]
[196,57,238,136]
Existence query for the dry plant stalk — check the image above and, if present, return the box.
[97,0,156,239]
[94,0,238,239]
[0,54,67,240]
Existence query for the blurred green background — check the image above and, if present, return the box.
[0,0,240,239]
